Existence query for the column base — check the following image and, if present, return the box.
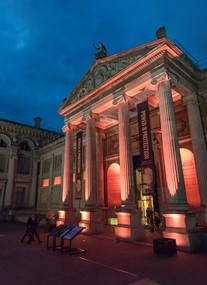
[57,208,77,227]
[163,211,197,252]
[194,206,207,225]
[115,209,145,242]
[79,208,105,234]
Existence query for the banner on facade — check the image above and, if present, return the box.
[137,100,155,195]
[75,131,82,199]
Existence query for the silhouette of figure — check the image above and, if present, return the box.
[93,42,107,59]
[20,214,34,243]
[27,216,42,244]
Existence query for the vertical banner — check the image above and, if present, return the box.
[75,131,82,199]
[137,100,155,195]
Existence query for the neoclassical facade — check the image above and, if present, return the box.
[58,35,207,251]
[1,33,207,252]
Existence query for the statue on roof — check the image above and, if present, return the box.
[156,26,166,39]
[93,42,107,60]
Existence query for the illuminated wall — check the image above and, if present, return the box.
[180,148,200,208]
[107,163,121,207]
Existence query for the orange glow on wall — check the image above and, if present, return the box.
[180,148,200,208]
[42,178,49,187]
[58,210,65,219]
[107,163,121,207]
[80,211,90,221]
[54,176,61,185]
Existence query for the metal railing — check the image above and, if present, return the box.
[174,39,207,70]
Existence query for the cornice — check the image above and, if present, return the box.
[0,120,58,140]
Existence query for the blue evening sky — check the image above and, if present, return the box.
[0,0,207,132]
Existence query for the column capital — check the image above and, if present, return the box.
[82,111,100,122]
[112,95,125,106]
[96,129,106,140]
[151,71,179,87]
[62,123,78,133]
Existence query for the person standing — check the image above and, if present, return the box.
[20,214,34,243]
[27,215,43,245]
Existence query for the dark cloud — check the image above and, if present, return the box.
[0,0,207,132]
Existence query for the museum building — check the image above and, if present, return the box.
[1,30,207,251]
[58,30,207,251]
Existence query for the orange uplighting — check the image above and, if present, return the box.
[80,211,90,221]
[180,148,200,208]
[42,178,49,187]
[107,163,121,207]
[54,176,61,185]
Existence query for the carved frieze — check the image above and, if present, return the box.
[67,51,150,105]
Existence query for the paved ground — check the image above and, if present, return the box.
[0,222,207,285]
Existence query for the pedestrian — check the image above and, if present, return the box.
[149,212,154,232]
[27,215,43,245]
[154,211,161,231]
[20,214,34,243]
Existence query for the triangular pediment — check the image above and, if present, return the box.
[60,38,169,111]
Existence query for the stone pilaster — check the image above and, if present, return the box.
[4,146,18,207]
[29,156,39,207]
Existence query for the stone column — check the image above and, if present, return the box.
[4,146,18,207]
[79,113,104,234]
[153,72,197,252]
[85,116,97,207]
[184,93,207,222]
[112,95,145,241]
[57,124,75,226]
[96,131,105,207]
[156,75,189,211]
[117,100,136,208]
[62,125,74,208]
[29,155,39,207]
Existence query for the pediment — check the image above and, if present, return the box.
[60,39,167,110]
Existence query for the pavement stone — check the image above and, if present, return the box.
[0,222,207,285]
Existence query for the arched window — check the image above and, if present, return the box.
[19,142,31,151]
[0,138,7,148]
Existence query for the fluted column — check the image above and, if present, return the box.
[85,115,97,207]
[62,124,74,209]
[96,131,105,207]
[115,98,135,209]
[155,73,189,211]
[184,93,207,207]
[4,147,18,207]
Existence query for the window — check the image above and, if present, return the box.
[54,176,61,185]
[0,139,7,148]
[15,187,26,208]
[19,142,31,151]
[0,154,6,172]
[42,179,49,187]
[53,155,62,171]
[43,159,50,173]
[17,156,31,174]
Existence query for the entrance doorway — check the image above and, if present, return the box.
[133,156,157,226]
